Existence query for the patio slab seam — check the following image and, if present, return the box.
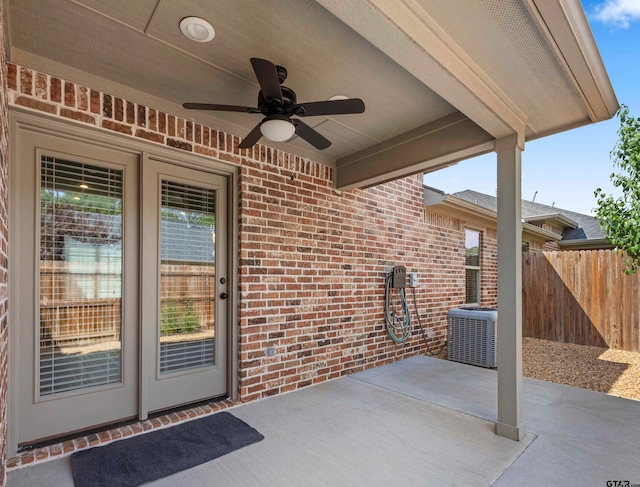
[347,373,501,424]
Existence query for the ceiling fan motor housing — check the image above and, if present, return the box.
[275,65,288,84]
[258,86,304,116]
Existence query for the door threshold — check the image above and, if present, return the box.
[8,396,236,470]
[16,417,139,454]
[148,394,229,419]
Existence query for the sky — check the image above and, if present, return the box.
[423,0,640,215]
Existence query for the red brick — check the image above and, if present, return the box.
[13,95,57,114]
[35,73,47,99]
[64,81,75,107]
[90,90,100,113]
[114,97,124,121]
[60,107,97,125]
[148,109,157,131]
[176,118,185,138]
[50,77,62,103]
[102,120,132,135]
[20,67,33,95]
[135,128,164,143]
[167,138,192,151]
[194,146,216,157]
[158,112,166,133]
[7,63,16,90]
[103,93,112,118]
[126,101,135,124]
[137,105,146,127]
[77,86,89,110]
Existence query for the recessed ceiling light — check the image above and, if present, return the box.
[180,17,215,43]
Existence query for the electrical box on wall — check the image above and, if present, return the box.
[392,266,406,288]
[408,272,418,288]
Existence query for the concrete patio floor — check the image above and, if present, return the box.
[8,355,640,486]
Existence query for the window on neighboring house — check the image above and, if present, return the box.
[464,229,481,305]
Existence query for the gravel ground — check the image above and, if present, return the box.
[521,337,640,401]
[433,337,640,401]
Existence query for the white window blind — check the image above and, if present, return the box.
[39,156,123,396]
[159,180,216,375]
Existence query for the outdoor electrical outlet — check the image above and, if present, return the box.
[409,272,418,288]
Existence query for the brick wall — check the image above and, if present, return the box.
[6,64,461,406]
[480,227,498,307]
[425,210,499,310]
[0,3,9,485]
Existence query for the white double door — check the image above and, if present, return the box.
[13,131,228,447]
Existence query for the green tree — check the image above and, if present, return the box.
[594,104,640,274]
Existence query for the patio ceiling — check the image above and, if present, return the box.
[5,0,617,189]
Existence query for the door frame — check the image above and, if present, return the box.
[8,109,240,456]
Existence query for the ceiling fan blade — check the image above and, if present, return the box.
[250,58,283,103]
[297,98,365,117]
[293,120,331,150]
[183,103,261,113]
[238,123,263,149]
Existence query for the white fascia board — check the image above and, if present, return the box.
[523,213,578,229]
[522,222,562,241]
[528,0,618,121]
[558,238,614,249]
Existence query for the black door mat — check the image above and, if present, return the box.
[70,412,264,487]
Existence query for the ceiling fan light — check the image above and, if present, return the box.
[180,17,215,42]
[260,118,296,142]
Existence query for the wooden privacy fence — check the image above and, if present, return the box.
[40,261,215,345]
[523,250,640,352]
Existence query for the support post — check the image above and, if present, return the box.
[495,133,526,441]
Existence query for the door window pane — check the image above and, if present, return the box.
[39,156,123,396]
[159,180,216,375]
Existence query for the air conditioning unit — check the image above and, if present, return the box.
[447,307,497,368]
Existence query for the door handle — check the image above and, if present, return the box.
[219,292,228,300]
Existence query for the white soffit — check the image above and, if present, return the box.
[5,0,617,188]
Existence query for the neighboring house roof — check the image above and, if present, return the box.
[453,190,607,245]
[423,186,563,244]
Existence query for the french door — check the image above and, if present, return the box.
[12,130,229,448]
[141,158,228,414]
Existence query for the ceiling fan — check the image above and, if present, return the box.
[183,58,365,150]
